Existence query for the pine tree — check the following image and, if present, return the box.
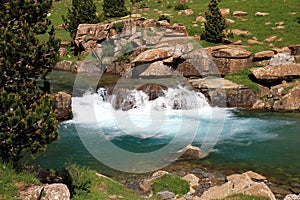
[0,0,60,163]
[63,0,100,39]
[202,0,226,43]
[103,0,129,18]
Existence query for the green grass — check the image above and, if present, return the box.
[221,193,270,200]
[224,68,260,93]
[0,162,40,200]
[59,164,143,200]
[47,0,300,52]
[152,174,190,195]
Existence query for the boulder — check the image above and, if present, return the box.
[284,194,300,200]
[289,44,300,56]
[178,144,205,160]
[220,8,230,16]
[132,49,172,63]
[157,191,175,199]
[268,52,295,66]
[19,184,70,200]
[199,172,276,200]
[265,36,277,43]
[211,47,251,58]
[232,11,248,16]
[41,184,70,200]
[196,16,206,23]
[273,85,300,111]
[255,12,270,16]
[247,39,263,45]
[59,47,68,57]
[139,61,177,77]
[182,174,200,187]
[189,78,256,108]
[208,46,252,75]
[53,92,72,120]
[250,63,300,80]
[73,60,103,73]
[225,18,235,25]
[19,186,43,200]
[230,29,251,36]
[137,83,167,100]
[184,9,194,16]
[252,81,300,111]
[253,50,274,60]
[53,60,73,72]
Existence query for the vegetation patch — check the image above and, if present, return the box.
[152,174,190,195]
[222,193,270,200]
[224,68,260,93]
[0,162,40,199]
[56,164,142,200]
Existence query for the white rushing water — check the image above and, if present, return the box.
[70,86,228,172]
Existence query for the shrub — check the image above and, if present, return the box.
[174,3,189,11]
[62,0,100,39]
[158,15,171,23]
[201,0,226,43]
[130,0,143,4]
[113,22,124,33]
[103,0,129,18]
[152,174,190,195]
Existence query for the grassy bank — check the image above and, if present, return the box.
[48,0,299,53]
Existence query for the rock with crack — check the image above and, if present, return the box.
[199,171,276,200]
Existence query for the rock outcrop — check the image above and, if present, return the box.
[252,81,300,111]
[250,63,300,82]
[206,46,252,75]
[74,18,188,55]
[53,92,72,120]
[199,171,276,200]
[190,78,256,108]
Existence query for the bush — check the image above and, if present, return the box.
[103,0,129,18]
[174,3,189,11]
[59,164,95,196]
[62,0,100,39]
[158,15,171,23]
[297,16,300,24]
[113,22,124,33]
[201,0,226,43]
[152,174,190,195]
[130,0,143,4]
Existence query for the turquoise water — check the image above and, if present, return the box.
[40,70,300,185]
[34,109,300,184]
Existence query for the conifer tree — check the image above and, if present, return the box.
[103,0,129,18]
[202,0,226,43]
[0,0,60,163]
[63,0,100,39]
